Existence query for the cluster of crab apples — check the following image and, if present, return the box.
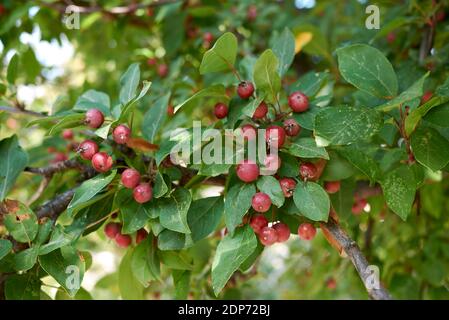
[73,108,153,204]
[104,220,148,248]
[215,80,348,246]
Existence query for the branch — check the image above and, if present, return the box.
[35,189,75,220]
[321,219,392,300]
[0,105,46,117]
[25,159,90,176]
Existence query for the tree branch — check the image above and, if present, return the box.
[35,189,75,220]
[25,159,90,176]
[0,105,46,117]
[321,219,392,300]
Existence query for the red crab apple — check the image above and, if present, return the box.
[324,181,341,194]
[259,226,278,246]
[158,64,169,77]
[167,104,175,116]
[85,108,104,129]
[115,233,132,248]
[78,140,99,160]
[288,91,309,113]
[283,118,301,137]
[265,125,286,149]
[253,101,268,119]
[252,192,272,213]
[352,198,368,215]
[249,214,268,234]
[273,222,290,242]
[264,154,281,173]
[104,222,121,239]
[236,160,259,183]
[298,223,316,240]
[121,168,141,189]
[203,32,214,43]
[214,102,228,119]
[136,228,148,244]
[62,129,74,140]
[113,124,131,145]
[91,152,113,173]
[299,162,318,180]
[52,152,68,163]
[133,183,153,204]
[241,124,257,141]
[279,178,296,198]
[237,81,254,99]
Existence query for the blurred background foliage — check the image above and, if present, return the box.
[1,0,449,299]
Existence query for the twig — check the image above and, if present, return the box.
[25,159,89,176]
[0,105,45,117]
[321,219,392,300]
[27,176,51,206]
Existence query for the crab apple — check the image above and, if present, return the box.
[85,108,105,129]
[214,102,228,119]
[52,152,68,163]
[252,192,272,213]
[133,183,153,204]
[167,104,175,116]
[115,233,132,248]
[299,162,318,180]
[203,32,214,43]
[247,4,257,21]
[298,223,316,241]
[273,222,290,242]
[283,118,301,137]
[249,214,268,234]
[279,178,296,198]
[259,226,278,246]
[147,57,157,66]
[237,81,254,99]
[324,181,341,194]
[121,168,141,189]
[104,222,121,239]
[264,154,281,173]
[236,160,259,183]
[136,228,148,244]
[78,140,99,160]
[352,198,368,215]
[241,124,257,141]
[91,152,113,173]
[113,124,131,145]
[386,32,396,44]
[288,91,309,113]
[47,146,57,153]
[421,91,433,104]
[326,278,337,290]
[157,64,169,77]
[62,129,74,140]
[265,125,286,149]
[253,101,268,119]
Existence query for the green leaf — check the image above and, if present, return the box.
[142,93,171,142]
[55,287,93,300]
[0,4,31,35]
[66,170,116,217]
[131,236,160,287]
[290,72,329,97]
[4,201,38,243]
[159,251,193,270]
[293,181,330,221]
[380,165,416,220]
[253,49,281,104]
[242,95,265,118]
[424,103,449,127]
[285,137,329,160]
[118,80,152,122]
[73,90,111,116]
[0,239,13,260]
[95,123,112,140]
[314,106,382,146]
[118,248,144,300]
[405,96,449,136]
[337,146,381,182]
[7,53,19,84]
[39,247,85,297]
[256,176,285,207]
[4,273,40,300]
[114,188,152,234]
[172,270,190,299]
[200,32,238,74]
[35,219,53,245]
[378,72,429,112]
[224,182,256,234]
[410,126,449,171]
[14,246,39,271]
[159,188,192,234]
[278,152,299,177]
[0,135,29,201]
[293,24,331,60]
[292,105,322,130]
[330,179,356,220]
[211,225,257,296]
[187,196,224,242]
[153,172,169,198]
[336,44,398,98]
[119,63,140,105]
[157,230,193,251]
[39,225,74,255]
[272,28,295,77]
[321,151,356,181]
[47,113,85,135]
[174,85,227,113]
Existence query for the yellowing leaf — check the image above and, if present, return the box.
[295,32,313,54]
